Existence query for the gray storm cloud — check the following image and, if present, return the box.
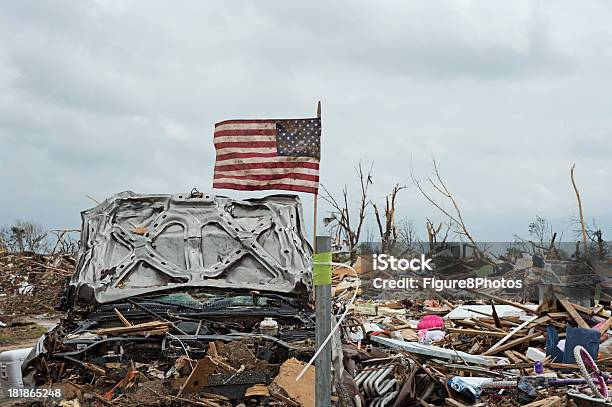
[0,0,611,240]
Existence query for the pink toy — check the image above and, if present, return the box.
[417,315,444,331]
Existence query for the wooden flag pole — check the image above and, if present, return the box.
[313,100,321,251]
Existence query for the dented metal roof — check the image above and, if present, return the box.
[70,191,313,304]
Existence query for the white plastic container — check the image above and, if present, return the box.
[526,347,546,362]
[259,318,279,336]
[0,348,32,398]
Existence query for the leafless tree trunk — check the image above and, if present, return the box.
[570,164,589,259]
[0,221,48,253]
[411,157,484,260]
[320,162,373,264]
[426,218,450,255]
[372,184,405,254]
[397,218,423,256]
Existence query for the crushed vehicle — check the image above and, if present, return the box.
[21,191,316,404]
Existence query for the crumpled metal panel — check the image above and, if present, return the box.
[70,191,313,304]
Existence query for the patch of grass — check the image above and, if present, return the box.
[0,323,47,345]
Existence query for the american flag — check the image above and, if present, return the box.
[213,118,321,194]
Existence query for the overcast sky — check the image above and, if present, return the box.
[1,1,611,241]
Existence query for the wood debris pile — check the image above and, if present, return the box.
[0,252,73,317]
[339,273,612,406]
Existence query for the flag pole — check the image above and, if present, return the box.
[313,100,331,407]
[313,100,321,250]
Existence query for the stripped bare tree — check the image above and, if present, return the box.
[320,162,373,264]
[372,184,406,254]
[0,221,48,254]
[426,218,450,255]
[571,164,589,259]
[411,157,484,260]
[397,218,423,256]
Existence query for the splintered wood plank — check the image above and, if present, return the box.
[481,332,543,356]
[446,328,524,338]
[545,312,569,318]
[486,315,539,354]
[598,316,612,333]
[207,342,219,358]
[555,294,590,329]
[96,321,169,335]
[114,308,132,327]
[527,315,551,328]
[504,351,522,364]
[178,357,217,396]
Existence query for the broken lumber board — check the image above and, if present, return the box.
[114,308,132,327]
[599,316,612,333]
[469,318,507,333]
[178,357,217,396]
[429,362,505,377]
[555,294,590,329]
[245,383,270,398]
[486,315,539,354]
[503,351,523,364]
[546,362,579,370]
[96,321,169,335]
[446,328,524,338]
[527,315,551,328]
[572,303,598,315]
[461,307,520,326]
[510,350,531,363]
[207,342,219,358]
[545,312,569,318]
[482,332,543,356]
[269,387,300,406]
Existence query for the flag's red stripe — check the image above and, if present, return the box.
[215,119,276,127]
[214,129,276,137]
[214,173,319,182]
[215,152,278,161]
[214,141,276,149]
[215,162,319,171]
[213,182,318,194]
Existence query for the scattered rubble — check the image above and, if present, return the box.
[333,249,612,406]
[0,251,72,318]
[6,192,318,406]
[3,191,612,406]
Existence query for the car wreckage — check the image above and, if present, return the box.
[22,191,317,403]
